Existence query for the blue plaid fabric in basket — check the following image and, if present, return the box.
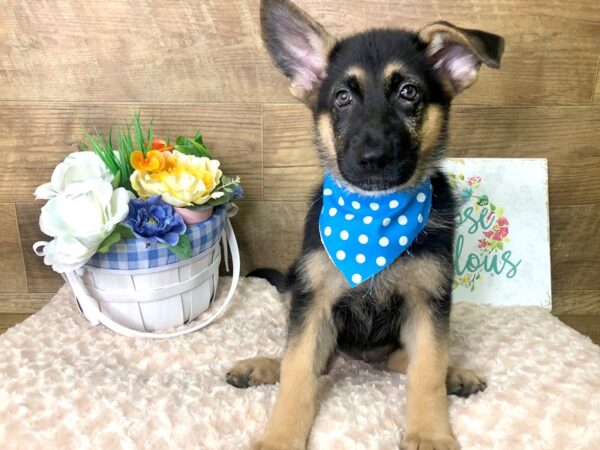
[87,206,226,270]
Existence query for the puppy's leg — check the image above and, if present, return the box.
[401,299,458,450]
[256,303,336,450]
[226,357,281,388]
[386,349,487,398]
[256,252,344,450]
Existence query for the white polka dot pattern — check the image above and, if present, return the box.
[319,173,432,287]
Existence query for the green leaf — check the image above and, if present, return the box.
[97,228,123,253]
[490,204,496,211]
[168,234,191,259]
[173,135,212,158]
[111,170,122,190]
[115,223,135,240]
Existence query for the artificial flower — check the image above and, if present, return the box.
[233,183,244,200]
[37,179,132,272]
[123,196,186,246]
[34,151,113,200]
[148,139,174,152]
[130,150,222,207]
[131,150,167,172]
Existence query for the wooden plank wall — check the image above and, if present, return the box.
[1,0,599,319]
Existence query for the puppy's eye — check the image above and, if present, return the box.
[335,89,353,108]
[399,84,420,102]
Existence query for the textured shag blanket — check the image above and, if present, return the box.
[0,277,599,450]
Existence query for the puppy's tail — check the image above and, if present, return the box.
[247,268,288,293]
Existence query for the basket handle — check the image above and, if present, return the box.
[66,215,241,339]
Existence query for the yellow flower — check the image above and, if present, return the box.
[130,150,222,207]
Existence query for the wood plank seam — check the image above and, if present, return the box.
[11,203,29,293]
[591,53,600,105]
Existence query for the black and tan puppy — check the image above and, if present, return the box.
[227,1,504,449]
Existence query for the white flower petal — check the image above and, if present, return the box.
[34,182,59,200]
[42,236,98,273]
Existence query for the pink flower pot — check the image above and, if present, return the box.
[174,207,213,225]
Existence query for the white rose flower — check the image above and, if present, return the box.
[35,179,132,272]
[34,151,113,200]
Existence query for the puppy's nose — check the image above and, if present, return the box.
[359,136,391,170]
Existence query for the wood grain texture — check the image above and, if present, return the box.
[263,104,600,206]
[0,293,52,314]
[231,201,308,274]
[555,315,600,345]
[0,203,27,293]
[264,166,322,202]
[0,102,263,203]
[0,313,31,335]
[594,60,600,105]
[550,205,600,290]
[552,291,600,315]
[1,1,599,105]
[263,104,315,168]
[15,203,63,294]
[1,0,599,315]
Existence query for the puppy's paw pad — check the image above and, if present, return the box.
[401,434,459,450]
[225,357,280,389]
[446,367,487,398]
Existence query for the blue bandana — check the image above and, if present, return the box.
[319,173,432,287]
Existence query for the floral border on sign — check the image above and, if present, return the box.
[449,173,513,292]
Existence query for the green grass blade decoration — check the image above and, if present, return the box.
[83,127,120,176]
[145,117,154,153]
[133,112,146,155]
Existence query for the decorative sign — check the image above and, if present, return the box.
[444,158,551,309]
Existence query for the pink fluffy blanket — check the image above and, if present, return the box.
[0,277,599,449]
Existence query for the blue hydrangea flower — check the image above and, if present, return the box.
[233,183,244,200]
[124,196,186,246]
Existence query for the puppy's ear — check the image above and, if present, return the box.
[261,0,335,101]
[418,21,504,95]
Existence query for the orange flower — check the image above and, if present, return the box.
[130,150,166,172]
[148,139,174,152]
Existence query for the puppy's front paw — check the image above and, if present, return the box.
[225,357,280,389]
[401,433,459,450]
[446,367,487,398]
[253,437,305,450]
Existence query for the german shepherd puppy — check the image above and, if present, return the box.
[226,1,504,449]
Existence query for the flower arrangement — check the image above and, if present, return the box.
[35,114,242,273]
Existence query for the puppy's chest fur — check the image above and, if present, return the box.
[292,170,456,352]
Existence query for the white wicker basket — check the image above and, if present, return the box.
[62,207,240,339]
